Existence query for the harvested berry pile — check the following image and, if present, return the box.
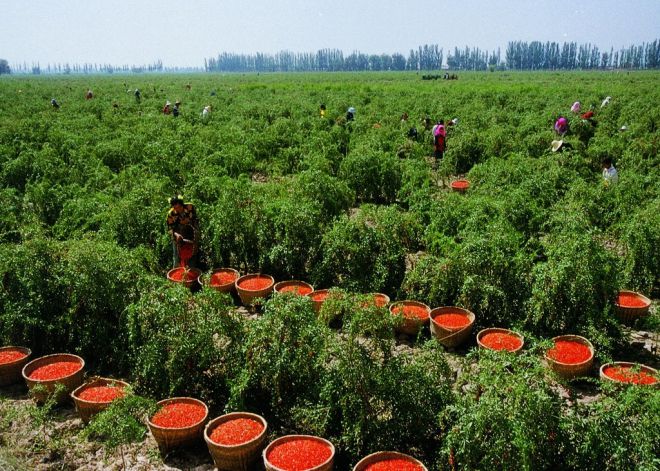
[0,349,28,364]
[392,304,429,320]
[480,332,523,352]
[547,340,592,364]
[267,438,332,471]
[279,284,313,295]
[28,361,82,381]
[151,402,206,428]
[169,268,200,282]
[310,291,329,301]
[209,417,264,445]
[433,312,471,329]
[77,385,125,403]
[365,458,425,471]
[210,271,238,286]
[238,277,273,291]
[617,293,648,308]
[602,365,658,385]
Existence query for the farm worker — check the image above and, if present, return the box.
[85,89,93,100]
[581,110,595,121]
[202,105,211,120]
[601,158,618,186]
[401,112,409,122]
[554,117,569,136]
[433,120,447,165]
[601,96,611,108]
[319,103,326,118]
[134,89,141,102]
[346,107,356,121]
[172,100,181,117]
[571,101,581,113]
[551,140,573,153]
[166,195,199,268]
[423,116,433,131]
[50,98,60,109]
[163,101,172,114]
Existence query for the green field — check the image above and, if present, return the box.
[0,71,658,470]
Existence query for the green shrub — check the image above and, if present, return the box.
[339,149,401,204]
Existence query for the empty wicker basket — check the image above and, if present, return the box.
[22,353,85,404]
[148,397,209,452]
[0,346,32,386]
[429,307,475,348]
[204,412,268,471]
[353,451,427,471]
[71,377,130,423]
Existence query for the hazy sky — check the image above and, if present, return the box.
[1,0,658,67]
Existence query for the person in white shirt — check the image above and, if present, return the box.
[201,105,211,120]
[602,158,618,186]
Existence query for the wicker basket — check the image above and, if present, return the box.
[599,362,659,389]
[274,280,315,296]
[545,335,594,379]
[476,328,525,354]
[0,346,32,386]
[71,377,130,423]
[167,267,202,288]
[148,397,209,452]
[307,289,331,314]
[200,268,240,293]
[204,412,268,471]
[22,353,85,404]
[264,435,335,471]
[614,290,651,323]
[429,307,475,348]
[389,301,431,335]
[235,274,275,305]
[450,179,470,193]
[353,451,428,471]
[369,293,390,308]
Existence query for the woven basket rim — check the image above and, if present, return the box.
[476,328,525,352]
[545,335,594,366]
[264,434,335,471]
[0,346,32,367]
[201,268,241,288]
[71,377,130,405]
[353,451,427,471]
[204,412,268,449]
[235,273,275,291]
[274,280,315,293]
[450,179,470,187]
[307,288,331,299]
[22,353,85,383]
[614,290,651,308]
[599,362,659,383]
[430,307,475,331]
[167,267,202,283]
[390,300,431,315]
[148,397,209,431]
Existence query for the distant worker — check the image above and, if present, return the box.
[400,112,409,122]
[320,103,326,118]
[407,127,418,140]
[202,105,211,120]
[423,116,433,131]
[134,89,141,102]
[166,195,199,268]
[85,89,93,100]
[601,96,611,108]
[210,90,217,96]
[173,100,181,117]
[433,120,447,167]
[555,117,569,136]
[50,98,60,109]
[186,83,192,91]
[346,107,356,121]
[602,158,618,186]
[551,140,573,153]
[163,101,172,115]
[571,101,581,113]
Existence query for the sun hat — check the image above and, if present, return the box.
[551,140,563,152]
[571,101,581,113]
[348,107,356,114]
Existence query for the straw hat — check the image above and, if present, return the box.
[551,140,563,152]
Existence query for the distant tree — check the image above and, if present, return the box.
[0,59,10,75]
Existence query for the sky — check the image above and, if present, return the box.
[1,0,659,68]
